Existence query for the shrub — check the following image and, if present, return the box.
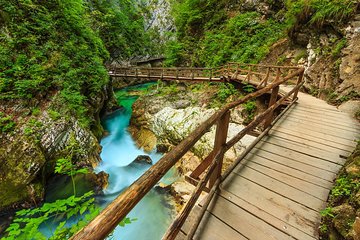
[0,112,15,133]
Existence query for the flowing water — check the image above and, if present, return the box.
[96,84,177,239]
[43,83,177,239]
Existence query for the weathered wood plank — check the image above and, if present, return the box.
[194,211,248,240]
[253,142,342,173]
[269,130,352,155]
[208,194,296,240]
[275,118,359,142]
[270,126,356,152]
[260,136,347,164]
[232,165,326,210]
[218,190,317,240]
[282,111,360,131]
[242,153,333,188]
[282,116,359,135]
[222,173,320,237]
[237,158,331,198]
[248,149,337,182]
[292,105,355,119]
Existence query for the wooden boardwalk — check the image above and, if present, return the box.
[179,88,360,240]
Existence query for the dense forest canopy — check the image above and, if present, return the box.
[0,0,152,126]
[165,0,358,67]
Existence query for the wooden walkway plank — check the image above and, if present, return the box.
[288,107,359,126]
[252,143,343,174]
[269,130,352,155]
[231,165,327,210]
[260,136,347,164]
[282,110,360,131]
[242,153,333,188]
[221,173,321,237]
[281,115,359,135]
[193,211,248,240]
[271,124,357,148]
[275,118,359,142]
[207,194,296,240]
[270,126,357,152]
[248,149,337,182]
[283,113,360,132]
[236,159,331,198]
[218,190,317,240]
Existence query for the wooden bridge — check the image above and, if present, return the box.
[72,63,360,240]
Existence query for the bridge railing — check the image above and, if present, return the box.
[71,64,304,240]
[109,66,223,81]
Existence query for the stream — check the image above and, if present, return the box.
[96,83,177,239]
[43,83,177,240]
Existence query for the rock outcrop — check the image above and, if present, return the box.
[133,155,153,165]
[0,86,115,211]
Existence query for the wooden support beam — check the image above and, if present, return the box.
[264,85,280,129]
[209,110,230,188]
[162,152,221,240]
[293,70,304,101]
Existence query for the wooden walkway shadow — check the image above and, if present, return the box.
[179,89,360,240]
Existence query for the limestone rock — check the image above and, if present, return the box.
[0,135,45,210]
[332,204,356,239]
[134,155,153,165]
[129,126,157,152]
[353,217,360,240]
[338,30,360,98]
[339,100,360,119]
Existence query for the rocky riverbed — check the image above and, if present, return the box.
[129,82,258,208]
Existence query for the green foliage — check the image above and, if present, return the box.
[167,9,287,67]
[119,217,138,227]
[243,100,257,124]
[285,0,358,28]
[3,191,99,240]
[0,0,154,127]
[0,112,16,133]
[243,84,256,93]
[331,38,347,58]
[48,109,61,121]
[331,176,359,198]
[54,158,89,177]
[217,83,236,102]
[31,107,41,116]
[87,0,153,61]
[209,83,237,108]
[156,82,179,96]
[320,207,335,218]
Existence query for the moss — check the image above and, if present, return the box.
[0,135,46,211]
[320,142,360,239]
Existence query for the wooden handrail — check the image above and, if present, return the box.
[71,65,304,240]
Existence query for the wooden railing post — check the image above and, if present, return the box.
[264,85,280,129]
[176,69,179,80]
[209,110,230,188]
[292,70,304,101]
[135,68,138,78]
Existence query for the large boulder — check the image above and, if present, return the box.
[0,135,45,211]
[133,155,153,165]
[151,106,255,168]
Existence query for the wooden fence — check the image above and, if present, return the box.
[71,64,305,240]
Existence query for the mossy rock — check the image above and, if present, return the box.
[0,136,46,210]
[332,204,356,239]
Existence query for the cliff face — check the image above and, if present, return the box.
[0,86,116,212]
